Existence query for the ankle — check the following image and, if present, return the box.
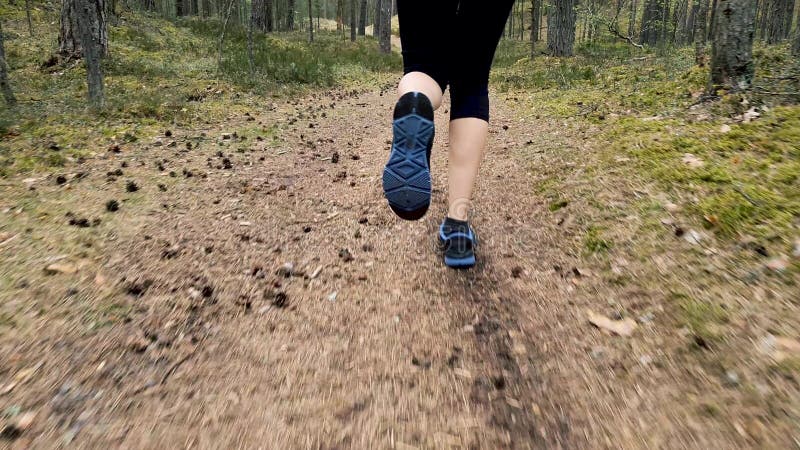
[447,199,470,222]
[443,217,470,234]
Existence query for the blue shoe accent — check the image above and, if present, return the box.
[383,113,434,221]
[439,222,477,269]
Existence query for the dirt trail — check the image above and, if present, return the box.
[4,85,782,449]
[99,89,576,448]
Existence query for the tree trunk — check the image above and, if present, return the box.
[781,0,795,41]
[74,0,105,107]
[764,0,796,43]
[505,1,514,37]
[358,0,366,35]
[686,0,698,43]
[640,0,663,45]
[794,30,800,58]
[25,0,34,37]
[308,0,314,41]
[374,0,381,37]
[336,0,343,31]
[628,0,638,37]
[708,0,718,40]
[709,0,756,93]
[350,0,356,41]
[694,0,709,64]
[379,0,390,53]
[547,0,577,56]
[793,6,800,56]
[59,0,107,60]
[673,0,689,44]
[251,0,269,31]
[531,0,541,44]
[0,21,17,107]
[287,0,295,30]
[248,0,255,74]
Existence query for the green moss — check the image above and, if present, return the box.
[603,106,800,239]
[583,226,612,254]
[676,294,729,345]
[548,199,569,211]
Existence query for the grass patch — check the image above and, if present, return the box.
[674,293,729,347]
[583,226,612,254]
[548,199,569,212]
[0,10,399,177]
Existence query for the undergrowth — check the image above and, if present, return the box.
[0,10,399,177]
[497,39,800,247]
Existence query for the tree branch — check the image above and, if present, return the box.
[607,22,644,49]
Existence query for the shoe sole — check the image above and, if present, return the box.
[444,254,476,268]
[382,114,434,221]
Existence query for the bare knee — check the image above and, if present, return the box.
[398,72,444,110]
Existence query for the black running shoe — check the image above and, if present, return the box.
[382,92,435,221]
[438,218,477,268]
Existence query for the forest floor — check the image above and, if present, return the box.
[2,13,800,450]
[1,82,799,449]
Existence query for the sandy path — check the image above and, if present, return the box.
[68,88,575,448]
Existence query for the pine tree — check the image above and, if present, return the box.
[547,0,577,56]
[287,0,295,30]
[350,0,356,41]
[0,21,16,107]
[59,0,108,59]
[379,0,390,53]
[358,0,366,35]
[709,0,757,93]
[74,0,105,107]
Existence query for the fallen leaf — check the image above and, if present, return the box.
[308,266,323,279]
[15,411,36,431]
[44,263,78,275]
[765,255,789,272]
[704,215,720,227]
[776,337,800,354]
[0,233,18,247]
[759,334,800,362]
[587,310,638,337]
[684,229,704,245]
[682,153,704,168]
[505,397,522,409]
[1,362,43,395]
[454,368,472,379]
[742,107,761,123]
[719,124,732,133]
